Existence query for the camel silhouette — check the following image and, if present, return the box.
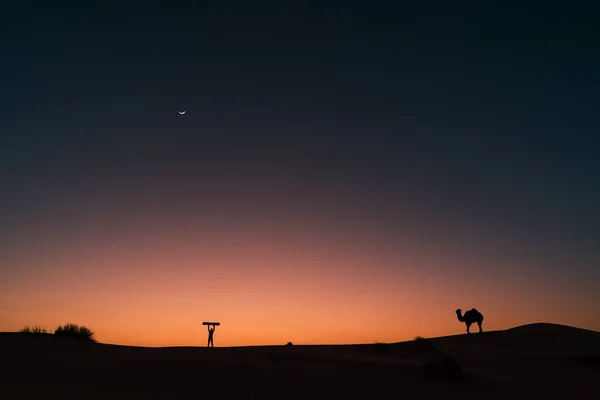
[455,308,484,335]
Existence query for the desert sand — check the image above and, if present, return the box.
[1,323,598,399]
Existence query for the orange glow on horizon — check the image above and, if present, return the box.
[2,230,598,347]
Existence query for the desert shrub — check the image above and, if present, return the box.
[19,326,48,334]
[54,323,96,342]
[413,335,438,351]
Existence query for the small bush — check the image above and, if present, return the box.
[19,326,48,334]
[413,335,438,352]
[54,323,96,342]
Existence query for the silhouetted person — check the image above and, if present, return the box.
[207,324,215,347]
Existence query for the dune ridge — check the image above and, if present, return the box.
[2,323,598,399]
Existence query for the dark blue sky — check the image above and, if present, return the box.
[1,1,599,319]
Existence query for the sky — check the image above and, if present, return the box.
[1,1,599,346]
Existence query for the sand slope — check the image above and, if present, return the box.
[1,323,598,399]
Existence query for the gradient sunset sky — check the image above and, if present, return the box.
[1,2,599,346]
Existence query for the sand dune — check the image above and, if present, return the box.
[1,323,598,399]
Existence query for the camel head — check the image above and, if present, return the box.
[455,309,465,322]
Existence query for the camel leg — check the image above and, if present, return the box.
[478,321,483,333]
[466,322,471,335]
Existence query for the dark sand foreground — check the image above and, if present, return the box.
[2,323,599,399]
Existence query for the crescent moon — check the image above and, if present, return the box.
[178,111,186,115]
